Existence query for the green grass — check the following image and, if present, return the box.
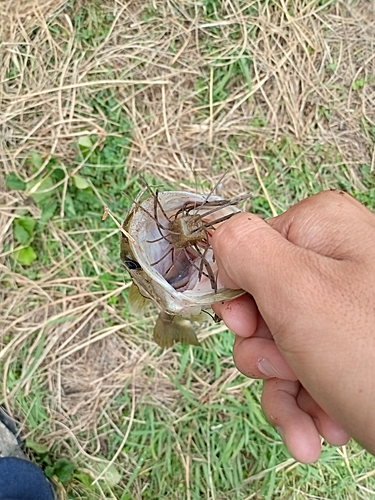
[2,0,375,499]
[5,130,375,498]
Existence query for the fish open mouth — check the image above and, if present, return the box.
[162,243,214,292]
[132,191,245,295]
[142,213,217,294]
[121,188,247,317]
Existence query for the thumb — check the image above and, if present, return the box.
[211,212,332,330]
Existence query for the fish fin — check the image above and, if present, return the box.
[154,312,199,348]
[190,312,207,322]
[128,283,149,314]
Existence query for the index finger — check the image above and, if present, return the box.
[212,293,258,338]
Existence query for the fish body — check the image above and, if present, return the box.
[121,189,245,347]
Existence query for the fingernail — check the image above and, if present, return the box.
[257,357,282,378]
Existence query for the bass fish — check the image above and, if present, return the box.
[120,185,246,348]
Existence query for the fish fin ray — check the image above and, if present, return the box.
[128,283,149,314]
[153,313,199,348]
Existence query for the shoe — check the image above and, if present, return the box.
[0,406,57,499]
[0,406,28,460]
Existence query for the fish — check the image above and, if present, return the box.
[120,185,246,348]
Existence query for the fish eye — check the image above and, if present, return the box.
[124,259,141,270]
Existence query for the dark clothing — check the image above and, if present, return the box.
[0,457,54,500]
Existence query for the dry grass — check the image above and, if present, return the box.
[1,0,375,497]
[2,1,374,183]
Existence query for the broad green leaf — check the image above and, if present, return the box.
[29,151,43,169]
[16,216,36,235]
[64,192,76,216]
[44,465,54,479]
[27,177,55,204]
[45,457,75,483]
[41,201,58,223]
[72,174,90,190]
[74,472,94,488]
[25,439,48,454]
[78,135,93,150]
[54,457,75,483]
[14,246,37,265]
[94,463,122,486]
[13,217,36,244]
[13,224,30,244]
[5,172,26,191]
[51,167,65,182]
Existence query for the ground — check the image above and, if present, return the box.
[1,0,375,498]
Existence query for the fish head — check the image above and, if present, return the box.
[121,189,245,318]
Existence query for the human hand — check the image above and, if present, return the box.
[211,190,375,463]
